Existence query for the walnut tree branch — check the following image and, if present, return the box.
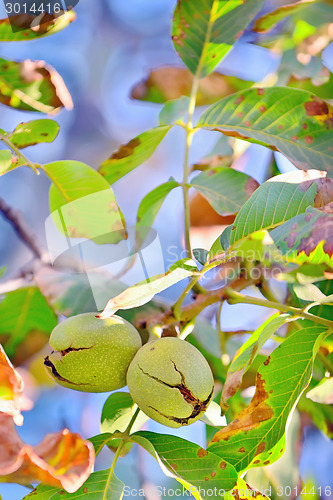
[140,272,259,329]
[0,196,47,261]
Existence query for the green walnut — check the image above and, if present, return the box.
[44,313,142,392]
[127,337,214,428]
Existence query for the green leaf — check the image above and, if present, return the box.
[99,258,198,318]
[131,431,238,499]
[230,229,283,265]
[42,161,126,245]
[0,286,57,359]
[208,235,224,259]
[190,167,259,216]
[99,126,171,184]
[137,180,179,230]
[101,392,148,434]
[0,150,18,175]
[208,326,328,472]
[172,0,265,78]
[245,412,300,498]
[100,393,148,457]
[270,208,333,268]
[0,57,73,113]
[159,96,190,125]
[88,433,113,456]
[225,478,270,499]
[193,248,209,266]
[101,393,135,433]
[220,225,232,252]
[8,120,59,148]
[23,485,59,499]
[25,470,124,500]
[199,87,333,174]
[0,11,75,41]
[221,313,294,408]
[253,0,317,34]
[229,170,327,246]
[0,266,5,278]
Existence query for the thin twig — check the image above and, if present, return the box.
[0,196,47,260]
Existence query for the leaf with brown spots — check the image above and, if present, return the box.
[172,0,265,78]
[221,313,294,410]
[24,469,125,499]
[253,0,317,34]
[0,414,94,493]
[131,67,253,105]
[0,57,73,113]
[229,169,330,246]
[99,126,171,185]
[0,10,75,41]
[190,167,259,216]
[208,326,328,472]
[199,88,333,174]
[225,477,271,499]
[270,207,333,268]
[130,431,238,499]
[4,120,59,149]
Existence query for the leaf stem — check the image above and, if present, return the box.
[0,133,40,175]
[172,274,201,320]
[182,47,202,260]
[103,407,140,500]
[225,288,333,329]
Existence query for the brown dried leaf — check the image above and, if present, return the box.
[190,192,236,227]
[0,58,73,113]
[0,414,94,493]
[131,67,249,106]
[0,345,31,425]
